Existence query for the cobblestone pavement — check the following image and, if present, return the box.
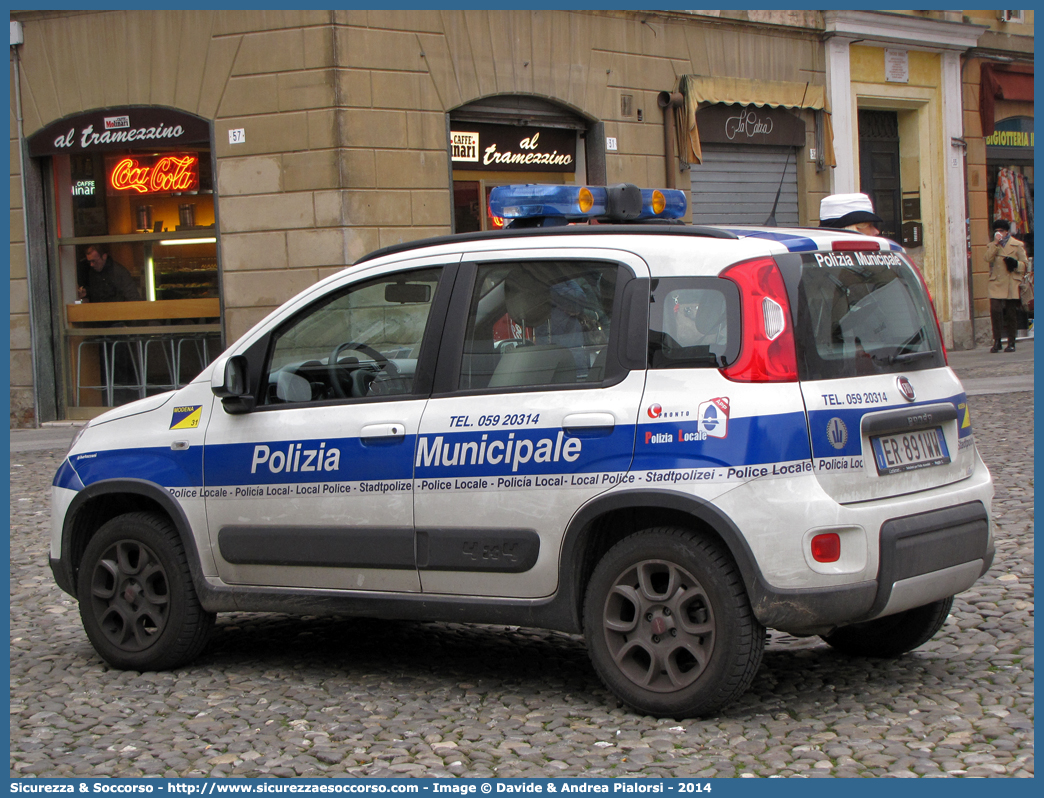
[10,357,1033,778]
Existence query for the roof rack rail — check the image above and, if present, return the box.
[353,224,739,266]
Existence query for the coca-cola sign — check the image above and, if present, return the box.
[696,104,805,147]
[108,154,200,195]
[451,123,576,173]
[28,106,210,157]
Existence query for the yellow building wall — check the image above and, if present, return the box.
[963,9,1034,36]
[848,46,953,326]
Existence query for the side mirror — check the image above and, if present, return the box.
[212,355,256,413]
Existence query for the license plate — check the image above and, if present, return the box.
[871,427,950,475]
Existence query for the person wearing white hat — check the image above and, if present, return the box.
[819,193,884,236]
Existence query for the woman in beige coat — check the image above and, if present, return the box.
[985,219,1029,352]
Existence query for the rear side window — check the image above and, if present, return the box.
[790,251,945,379]
[458,260,618,390]
[647,278,740,369]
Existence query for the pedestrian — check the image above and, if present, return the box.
[818,193,884,236]
[985,219,1029,352]
[77,244,141,303]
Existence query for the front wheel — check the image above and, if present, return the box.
[583,527,764,718]
[820,596,954,657]
[77,512,214,670]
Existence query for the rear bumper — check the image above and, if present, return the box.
[868,500,992,617]
[752,500,992,635]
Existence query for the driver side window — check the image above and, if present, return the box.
[264,268,441,405]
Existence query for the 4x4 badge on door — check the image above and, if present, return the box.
[897,376,916,402]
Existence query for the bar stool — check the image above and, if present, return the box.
[75,339,111,406]
[175,333,214,387]
[108,337,147,405]
[142,336,179,394]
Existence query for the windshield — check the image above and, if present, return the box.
[790,250,945,380]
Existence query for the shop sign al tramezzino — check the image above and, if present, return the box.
[28,106,210,157]
[450,123,576,173]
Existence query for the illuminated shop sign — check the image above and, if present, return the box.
[71,180,96,197]
[108,154,200,195]
[450,123,576,173]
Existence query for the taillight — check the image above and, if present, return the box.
[721,257,798,382]
[832,239,880,251]
[811,533,841,563]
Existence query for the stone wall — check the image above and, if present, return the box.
[9,9,826,425]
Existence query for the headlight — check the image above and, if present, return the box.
[65,424,88,456]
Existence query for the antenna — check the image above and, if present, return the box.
[764,83,810,227]
[764,148,792,227]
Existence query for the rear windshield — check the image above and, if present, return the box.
[787,250,945,380]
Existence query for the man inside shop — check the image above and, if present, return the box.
[77,244,141,303]
[76,244,142,406]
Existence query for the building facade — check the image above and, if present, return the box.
[822,11,987,351]
[10,9,835,426]
[10,10,1031,427]
[960,11,1034,345]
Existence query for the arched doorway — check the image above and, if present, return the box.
[26,106,222,418]
[449,95,601,232]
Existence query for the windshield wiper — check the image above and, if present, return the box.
[889,350,937,364]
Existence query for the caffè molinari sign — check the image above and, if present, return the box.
[696,104,806,147]
[451,123,576,173]
[28,107,210,157]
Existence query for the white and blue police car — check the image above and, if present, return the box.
[52,183,994,717]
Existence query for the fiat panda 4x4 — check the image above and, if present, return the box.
[52,184,994,717]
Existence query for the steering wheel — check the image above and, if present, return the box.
[328,342,397,398]
[495,337,534,353]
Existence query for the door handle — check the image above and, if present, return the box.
[562,412,616,433]
[360,423,407,440]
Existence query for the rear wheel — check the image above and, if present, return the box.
[77,512,214,670]
[820,596,954,657]
[583,527,764,717]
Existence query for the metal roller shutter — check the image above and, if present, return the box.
[690,144,799,226]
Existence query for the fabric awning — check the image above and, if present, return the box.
[676,75,835,167]
[980,64,1034,138]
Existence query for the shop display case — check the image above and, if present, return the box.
[154,256,219,300]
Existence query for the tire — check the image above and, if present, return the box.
[583,527,764,718]
[77,512,214,670]
[820,596,954,658]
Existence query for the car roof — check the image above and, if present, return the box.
[353,223,904,271]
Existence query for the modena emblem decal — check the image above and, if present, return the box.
[170,405,203,430]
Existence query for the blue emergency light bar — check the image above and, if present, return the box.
[489,185,607,219]
[488,183,687,226]
[640,188,688,220]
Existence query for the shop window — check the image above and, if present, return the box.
[453,180,511,233]
[53,146,220,413]
[57,149,217,303]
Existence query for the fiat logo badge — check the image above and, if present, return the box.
[897,376,916,402]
